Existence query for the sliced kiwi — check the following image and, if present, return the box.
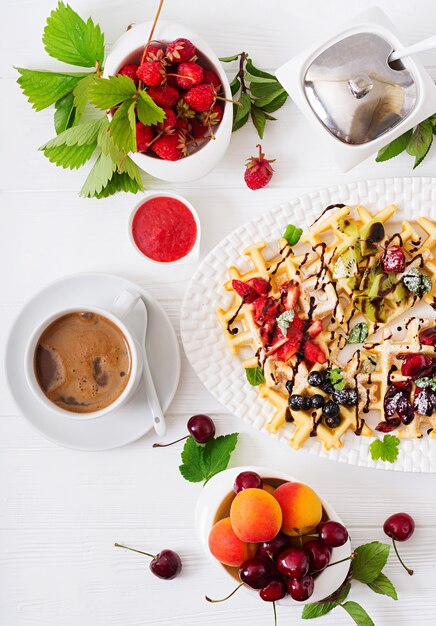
[360,220,385,257]
[386,281,410,306]
[354,296,387,323]
[367,272,394,298]
[333,247,359,279]
[338,219,360,238]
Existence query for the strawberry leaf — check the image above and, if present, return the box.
[136,90,165,126]
[109,99,137,153]
[16,68,89,111]
[88,74,137,110]
[73,73,97,121]
[42,142,97,169]
[54,92,76,133]
[80,152,117,197]
[93,170,143,198]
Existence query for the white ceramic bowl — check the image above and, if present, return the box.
[195,466,352,605]
[128,191,201,265]
[104,21,233,182]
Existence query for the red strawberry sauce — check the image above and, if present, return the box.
[132,196,197,262]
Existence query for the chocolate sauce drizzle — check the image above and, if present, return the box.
[310,203,346,228]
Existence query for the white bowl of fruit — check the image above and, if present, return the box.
[195,466,352,606]
[104,21,233,182]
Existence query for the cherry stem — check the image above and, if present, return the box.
[114,543,156,560]
[273,601,277,626]
[205,582,244,603]
[392,539,414,576]
[325,552,356,570]
[152,435,188,448]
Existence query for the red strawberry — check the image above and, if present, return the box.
[252,296,279,325]
[152,133,185,161]
[175,117,190,131]
[288,314,304,333]
[143,43,165,62]
[136,122,154,152]
[191,118,208,138]
[276,339,300,362]
[118,63,139,87]
[248,278,271,296]
[304,340,327,366]
[381,245,406,273]
[184,84,215,112]
[202,69,222,92]
[201,103,223,126]
[244,144,275,191]
[176,62,204,90]
[231,279,258,303]
[148,85,180,108]
[308,319,323,338]
[137,61,166,86]
[280,280,300,310]
[157,107,177,132]
[166,38,196,63]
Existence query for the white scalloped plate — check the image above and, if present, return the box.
[181,178,436,473]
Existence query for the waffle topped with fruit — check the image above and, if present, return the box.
[217,204,436,451]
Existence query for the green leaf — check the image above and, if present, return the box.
[407,120,433,168]
[327,367,345,391]
[245,367,265,386]
[260,89,288,113]
[402,267,432,297]
[415,376,436,390]
[245,58,276,80]
[245,72,277,84]
[233,92,251,128]
[283,224,303,246]
[251,105,267,139]
[341,602,374,626]
[93,170,142,198]
[41,118,103,149]
[369,435,400,463]
[250,81,284,99]
[230,77,241,97]
[97,117,124,162]
[254,87,285,108]
[73,73,97,121]
[347,322,369,344]
[54,92,76,133]
[88,74,137,110]
[43,1,104,67]
[219,54,240,62]
[232,109,249,132]
[352,541,390,583]
[109,99,137,153]
[277,309,295,336]
[42,141,97,169]
[136,90,165,126]
[201,434,239,483]
[179,437,205,483]
[79,152,117,197]
[367,572,398,600]
[376,130,412,162]
[302,584,350,619]
[118,156,144,191]
[16,68,89,111]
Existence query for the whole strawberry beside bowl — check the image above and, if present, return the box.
[104,21,232,182]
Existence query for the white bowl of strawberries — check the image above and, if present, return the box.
[104,21,233,182]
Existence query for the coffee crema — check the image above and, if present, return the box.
[34,311,131,413]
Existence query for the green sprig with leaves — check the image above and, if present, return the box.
[376,113,436,169]
[219,52,289,138]
[16,1,165,198]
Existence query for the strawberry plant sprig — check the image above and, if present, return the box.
[376,112,436,168]
[219,52,289,138]
[16,1,165,198]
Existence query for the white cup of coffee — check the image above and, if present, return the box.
[24,290,144,420]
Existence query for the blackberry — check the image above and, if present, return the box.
[311,394,325,409]
[332,387,358,406]
[307,371,325,388]
[324,414,341,429]
[322,400,340,418]
[289,394,311,411]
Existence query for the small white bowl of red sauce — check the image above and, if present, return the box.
[129,192,200,265]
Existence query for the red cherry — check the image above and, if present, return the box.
[399,354,433,379]
[277,548,309,579]
[114,544,181,580]
[259,578,287,602]
[304,540,332,573]
[287,575,315,601]
[383,513,415,542]
[187,414,215,443]
[257,532,291,561]
[318,521,349,548]
[233,471,263,494]
[239,558,274,589]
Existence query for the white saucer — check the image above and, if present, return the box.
[5,273,180,451]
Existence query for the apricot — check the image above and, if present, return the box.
[230,488,282,542]
[263,483,275,495]
[208,517,256,567]
[273,482,322,536]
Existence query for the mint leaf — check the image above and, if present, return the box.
[109,99,136,152]
[73,73,97,121]
[402,267,432,298]
[407,120,433,168]
[328,367,345,391]
[179,437,205,483]
[16,68,89,111]
[233,92,251,130]
[230,77,241,96]
[341,601,374,626]
[277,309,295,336]
[43,1,104,67]
[93,170,143,198]
[283,224,303,246]
[369,435,400,463]
[245,58,276,80]
[302,583,350,619]
[201,434,239,483]
[80,152,117,198]
[136,90,165,126]
[352,541,390,583]
[54,92,76,133]
[245,367,265,386]
[376,130,412,162]
[347,322,368,344]
[89,74,137,110]
[219,54,240,62]
[250,105,266,139]
[367,572,398,600]
[415,376,436,390]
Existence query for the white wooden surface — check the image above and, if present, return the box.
[1,1,436,625]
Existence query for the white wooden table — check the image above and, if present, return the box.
[2,1,436,624]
